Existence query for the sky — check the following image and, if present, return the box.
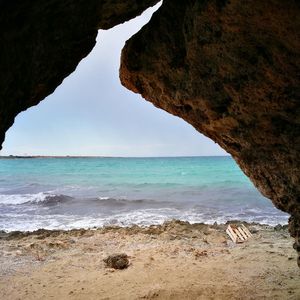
[1,4,227,157]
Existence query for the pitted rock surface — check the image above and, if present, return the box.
[120,0,300,258]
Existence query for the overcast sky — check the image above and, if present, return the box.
[1,4,227,157]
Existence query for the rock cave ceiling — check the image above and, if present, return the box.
[0,0,299,265]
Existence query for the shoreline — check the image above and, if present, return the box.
[0,219,289,237]
[0,219,289,235]
[0,220,299,299]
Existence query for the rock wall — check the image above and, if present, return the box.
[0,0,159,146]
[120,0,300,265]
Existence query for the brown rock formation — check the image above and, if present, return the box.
[120,0,300,264]
[0,0,159,146]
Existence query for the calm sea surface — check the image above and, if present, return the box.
[0,156,288,231]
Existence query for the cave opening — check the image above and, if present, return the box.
[1,3,224,158]
[0,1,299,296]
[0,3,289,232]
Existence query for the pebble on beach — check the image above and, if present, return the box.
[103,253,129,269]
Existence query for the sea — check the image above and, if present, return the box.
[0,156,289,232]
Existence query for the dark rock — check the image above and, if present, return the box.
[120,0,300,262]
[7,231,26,240]
[293,242,300,252]
[103,253,129,269]
[0,0,159,146]
[250,228,259,234]
[274,224,283,231]
[0,230,9,239]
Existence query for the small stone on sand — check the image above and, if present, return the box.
[103,253,129,269]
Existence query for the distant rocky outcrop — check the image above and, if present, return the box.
[0,0,299,265]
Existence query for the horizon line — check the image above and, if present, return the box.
[0,154,231,159]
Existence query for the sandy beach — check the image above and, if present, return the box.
[0,220,299,300]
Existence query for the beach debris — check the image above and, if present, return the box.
[194,249,208,259]
[274,224,288,231]
[226,224,252,243]
[103,253,129,269]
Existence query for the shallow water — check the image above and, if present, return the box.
[0,156,288,231]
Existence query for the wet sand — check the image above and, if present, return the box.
[0,220,299,299]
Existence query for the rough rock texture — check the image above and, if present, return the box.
[103,253,129,269]
[120,0,300,264]
[0,0,159,146]
[0,0,299,265]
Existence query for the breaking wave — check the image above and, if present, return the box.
[0,193,73,205]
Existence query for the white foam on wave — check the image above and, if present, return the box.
[114,210,289,227]
[0,207,289,232]
[0,192,56,205]
[97,196,110,200]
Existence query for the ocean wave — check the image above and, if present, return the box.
[0,207,289,232]
[97,196,110,200]
[0,192,72,205]
[92,197,172,208]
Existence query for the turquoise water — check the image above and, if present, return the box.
[0,157,288,231]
